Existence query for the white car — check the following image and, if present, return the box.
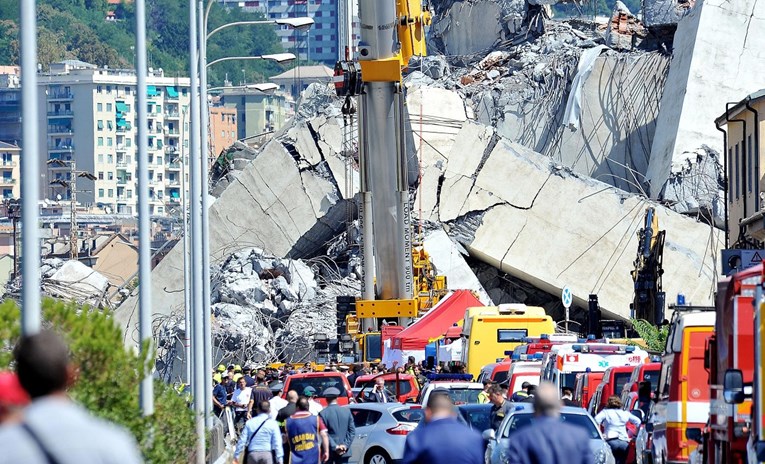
[419,380,484,406]
[347,403,425,464]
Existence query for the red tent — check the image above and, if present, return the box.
[391,290,483,351]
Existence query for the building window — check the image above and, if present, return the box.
[108,172,114,180]
[107,154,113,163]
[106,85,112,93]
[127,190,132,198]
[125,87,131,94]
[748,135,753,193]
[728,148,733,200]
[97,103,103,111]
[107,137,113,146]
[97,137,104,146]
[316,47,323,53]
[157,207,163,214]
[98,154,104,163]
[107,121,113,130]
[97,120,104,130]
[97,85,102,93]
[98,172,104,180]
[735,143,740,199]
[126,138,132,147]
[108,189,113,198]
[98,188,104,198]
[315,10,322,16]
[107,103,112,112]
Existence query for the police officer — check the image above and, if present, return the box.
[285,397,329,464]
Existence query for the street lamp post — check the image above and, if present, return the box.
[47,159,96,260]
[196,2,313,430]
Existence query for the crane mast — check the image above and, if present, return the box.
[334,0,440,346]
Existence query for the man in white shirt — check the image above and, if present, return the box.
[268,382,288,420]
[230,376,253,431]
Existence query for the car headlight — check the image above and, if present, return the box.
[592,442,615,464]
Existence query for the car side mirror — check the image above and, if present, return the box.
[686,427,702,443]
[630,409,645,423]
[482,429,496,441]
[723,369,745,404]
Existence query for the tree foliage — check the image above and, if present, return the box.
[630,319,669,353]
[0,299,196,463]
[0,0,290,86]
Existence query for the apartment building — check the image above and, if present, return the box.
[220,0,341,65]
[219,86,292,141]
[0,71,21,145]
[209,105,238,162]
[36,60,191,217]
[0,142,20,199]
[717,90,765,243]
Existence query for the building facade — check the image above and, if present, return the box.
[209,105,238,161]
[35,60,191,217]
[0,71,21,145]
[219,87,291,141]
[220,0,340,65]
[0,142,20,199]
[716,89,765,244]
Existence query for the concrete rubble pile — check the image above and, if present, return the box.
[207,247,337,363]
[6,258,112,309]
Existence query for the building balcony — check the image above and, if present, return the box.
[47,91,73,101]
[165,146,179,155]
[165,129,180,137]
[48,144,74,151]
[47,110,74,117]
[166,180,181,187]
[167,162,181,170]
[164,111,180,119]
[116,161,129,168]
[167,197,181,205]
[117,179,128,185]
[116,126,132,133]
[48,126,73,135]
[0,178,16,186]
[0,161,17,168]
[116,195,129,201]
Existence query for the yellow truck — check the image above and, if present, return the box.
[461,304,555,379]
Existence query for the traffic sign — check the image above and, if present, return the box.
[562,286,573,308]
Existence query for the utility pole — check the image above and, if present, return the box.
[47,159,96,261]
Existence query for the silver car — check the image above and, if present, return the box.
[484,404,615,464]
[347,403,425,464]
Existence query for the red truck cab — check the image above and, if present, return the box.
[353,373,420,403]
[282,372,354,406]
[591,365,637,414]
[574,371,604,410]
[620,362,661,404]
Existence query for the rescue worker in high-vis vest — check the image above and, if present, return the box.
[285,397,329,464]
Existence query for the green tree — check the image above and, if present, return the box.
[0,299,196,463]
[630,319,669,353]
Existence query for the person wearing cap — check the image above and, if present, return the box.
[0,331,142,463]
[243,366,256,388]
[318,387,355,464]
[213,373,229,416]
[228,364,236,377]
[268,382,288,420]
[0,371,29,425]
[303,386,324,415]
[223,371,236,400]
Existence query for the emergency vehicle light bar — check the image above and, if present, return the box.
[425,373,474,381]
[571,344,635,354]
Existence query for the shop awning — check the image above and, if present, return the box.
[171,191,180,199]
[166,86,178,98]
[390,290,483,351]
[116,101,129,112]
[147,85,158,96]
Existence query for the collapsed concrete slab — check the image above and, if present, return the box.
[115,123,351,343]
[429,0,506,55]
[647,0,765,197]
[419,121,722,318]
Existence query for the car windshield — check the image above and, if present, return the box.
[643,369,660,391]
[459,408,492,431]
[287,377,346,397]
[561,373,578,389]
[503,413,600,439]
[357,380,412,395]
[493,370,509,385]
[392,409,425,423]
[614,373,632,393]
[443,388,481,405]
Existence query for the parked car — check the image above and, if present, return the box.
[282,372,353,406]
[484,404,615,464]
[418,380,484,406]
[347,403,425,464]
[354,373,420,403]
